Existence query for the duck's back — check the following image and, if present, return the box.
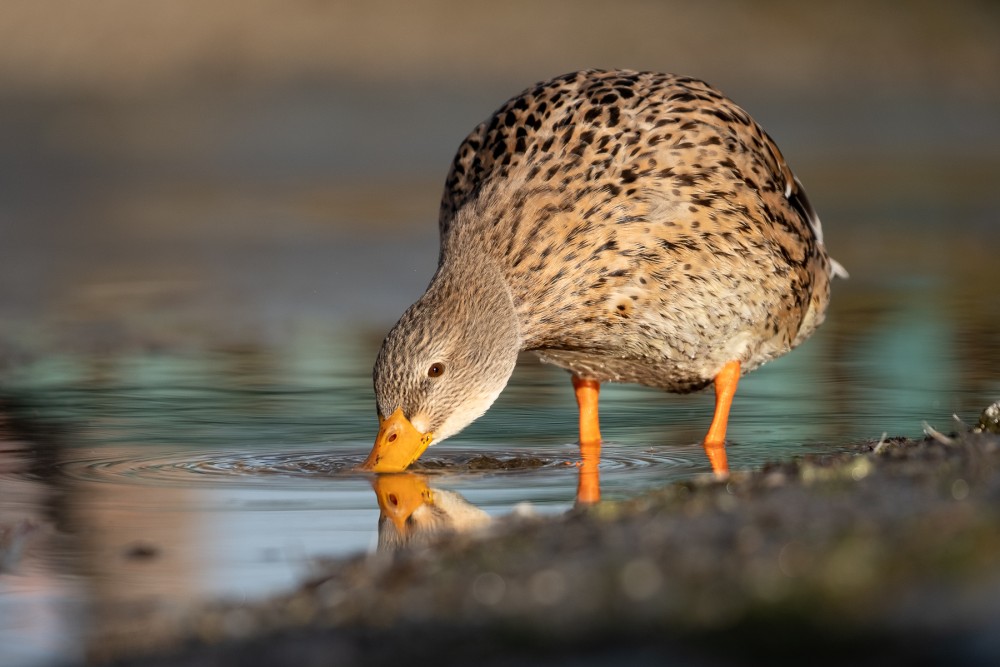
[438,69,839,392]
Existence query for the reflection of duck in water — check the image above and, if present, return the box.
[373,474,491,551]
[362,69,845,480]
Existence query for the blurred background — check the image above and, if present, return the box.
[0,0,997,353]
[0,2,998,665]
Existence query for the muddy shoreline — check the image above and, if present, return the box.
[91,418,1000,666]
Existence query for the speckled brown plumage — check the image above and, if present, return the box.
[370,69,844,467]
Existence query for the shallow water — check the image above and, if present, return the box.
[1,86,999,666]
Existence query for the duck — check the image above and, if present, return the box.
[361,69,846,481]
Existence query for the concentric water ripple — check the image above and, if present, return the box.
[43,442,696,489]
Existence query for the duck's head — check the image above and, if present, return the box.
[361,260,520,472]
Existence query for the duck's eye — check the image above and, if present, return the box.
[428,363,445,378]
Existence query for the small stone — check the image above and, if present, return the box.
[848,457,873,481]
[529,569,567,606]
[620,557,663,601]
[976,401,1000,434]
[472,572,506,606]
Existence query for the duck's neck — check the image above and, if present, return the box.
[425,252,523,354]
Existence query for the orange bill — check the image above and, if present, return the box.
[360,407,433,472]
[372,473,433,534]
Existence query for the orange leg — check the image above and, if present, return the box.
[703,360,741,478]
[572,376,602,504]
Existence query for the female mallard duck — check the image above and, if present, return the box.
[362,69,845,478]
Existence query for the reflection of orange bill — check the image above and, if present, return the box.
[360,407,433,472]
[371,473,433,534]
